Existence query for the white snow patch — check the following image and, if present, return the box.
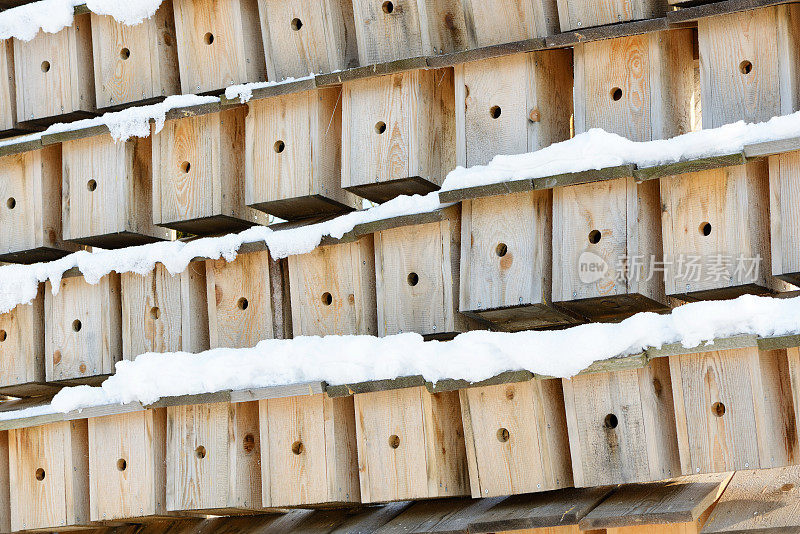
[224,75,316,103]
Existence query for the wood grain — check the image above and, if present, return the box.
[462,0,559,47]
[0,284,45,394]
[556,0,668,32]
[769,151,800,283]
[0,40,16,132]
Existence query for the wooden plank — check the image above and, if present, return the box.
[547,17,670,48]
[316,56,429,86]
[427,38,547,68]
[325,375,427,397]
[633,153,748,181]
[230,382,325,403]
[744,137,800,158]
[375,497,504,533]
[219,77,318,106]
[668,0,800,24]
[0,137,43,158]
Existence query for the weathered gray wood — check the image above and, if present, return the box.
[668,0,800,24]
[546,17,671,48]
[219,77,318,107]
[325,376,427,397]
[425,370,535,393]
[646,335,760,359]
[426,38,547,68]
[145,390,232,408]
[63,401,145,420]
[633,153,748,181]
[315,57,429,86]
[40,124,110,145]
[0,136,42,157]
[229,382,325,402]
[376,497,504,534]
[744,137,800,158]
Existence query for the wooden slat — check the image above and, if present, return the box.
[633,152,748,181]
[219,77,318,107]
[229,382,325,402]
[668,0,800,23]
[745,136,800,158]
[376,497,504,533]
[546,17,672,48]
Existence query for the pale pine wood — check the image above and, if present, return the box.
[205,249,279,349]
[287,235,377,336]
[573,30,694,142]
[257,0,358,81]
[245,87,360,220]
[354,386,469,503]
[0,145,79,263]
[374,206,470,337]
[671,347,798,475]
[769,151,800,285]
[556,0,668,32]
[259,393,360,507]
[342,68,455,202]
[45,273,122,384]
[455,50,573,168]
[88,409,168,521]
[0,284,46,396]
[562,357,681,487]
[0,431,8,534]
[0,40,16,132]
[698,5,800,129]
[661,161,792,298]
[63,134,172,248]
[91,0,180,109]
[9,420,90,532]
[166,401,264,514]
[461,0,558,47]
[459,379,572,498]
[121,261,209,361]
[13,13,95,123]
[172,0,266,94]
[152,108,268,233]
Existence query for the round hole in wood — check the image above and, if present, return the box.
[407,272,419,286]
[35,468,45,481]
[388,434,400,449]
[120,47,130,60]
[41,61,50,73]
[116,458,127,471]
[195,445,206,459]
[274,140,285,153]
[150,306,160,320]
[495,243,507,257]
[180,161,191,173]
[0,330,6,342]
[72,319,82,332]
[375,121,387,134]
[699,222,712,236]
[603,413,618,429]
[243,433,256,454]
[203,32,214,45]
[291,18,303,31]
[87,179,97,192]
[496,427,510,443]
[237,297,249,310]
[321,292,333,306]
[588,230,601,244]
[489,105,502,119]
[291,440,304,455]
[739,60,753,75]
[610,87,622,101]
[382,1,394,13]
[6,197,15,209]
[712,401,726,417]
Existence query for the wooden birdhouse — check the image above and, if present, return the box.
[670,346,798,475]
[374,207,470,338]
[354,386,469,502]
[0,430,8,534]
[13,13,95,124]
[152,107,268,234]
[205,247,287,349]
[769,150,800,286]
[90,0,180,109]
[0,284,51,397]
[9,420,90,532]
[0,144,79,263]
[459,379,572,498]
[62,133,173,248]
[245,86,361,220]
[562,357,681,487]
[121,261,209,361]
[259,393,360,507]
[88,409,170,522]
[460,191,578,331]
[661,161,791,300]
[342,68,455,203]
[455,50,573,168]
[556,0,669,32]
[172,0,266,94]
[0,40,19,135]
[45,273,122,385]
[461,0,559,48]
[698,4,800,129]
[350,0,469,65]
[287,235,377,337]
[256,0,359,81]
[166,401,265,515]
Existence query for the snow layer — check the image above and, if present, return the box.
[0,0,163,41]
[45,294,800,413]
[224,75,316,104]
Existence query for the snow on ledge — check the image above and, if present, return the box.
[224,75,316,103]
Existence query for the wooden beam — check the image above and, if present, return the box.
[668,0,800,23]
[546,17,672,48]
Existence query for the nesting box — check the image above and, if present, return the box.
[0,40,18,134]
[562,357,681,487]
[152,107,268,234]
[354,386,469,502]
[556,0,668,32]
[461,0,559,48]
[0,144,79,263]
[459,379,572,498]
[245,86,360,220]
[90,0,180,109]
[455,50,573,168]
[342,68,455,203]
[88,409,170,522]
[172,0,266,94]
[287,235,377,336]
[698,5,800,129]
[661,161,790,300]
[13,13,95,124]
[0,431,8,534]
[257,0,359,81]
[0,284,50,397]
[45,273,122,385]
[9,420,90,532]
[62,134,172,248]
[121,261,209,361]
[350,0,469,65]
[670,347,798,475]
[769,151,800,285]
[460,191,578,331]
[374,207,470,338]
[259,393,360,507]
[166,401,264,514]
[205,248,285,349]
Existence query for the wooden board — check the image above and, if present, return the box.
[461,0,559,47]
[375,497,503,533]
[0,284,50,397]
[556,0,668,32]
[0,40,17,133]
[768,150,800,285]
[0,431,7,534]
